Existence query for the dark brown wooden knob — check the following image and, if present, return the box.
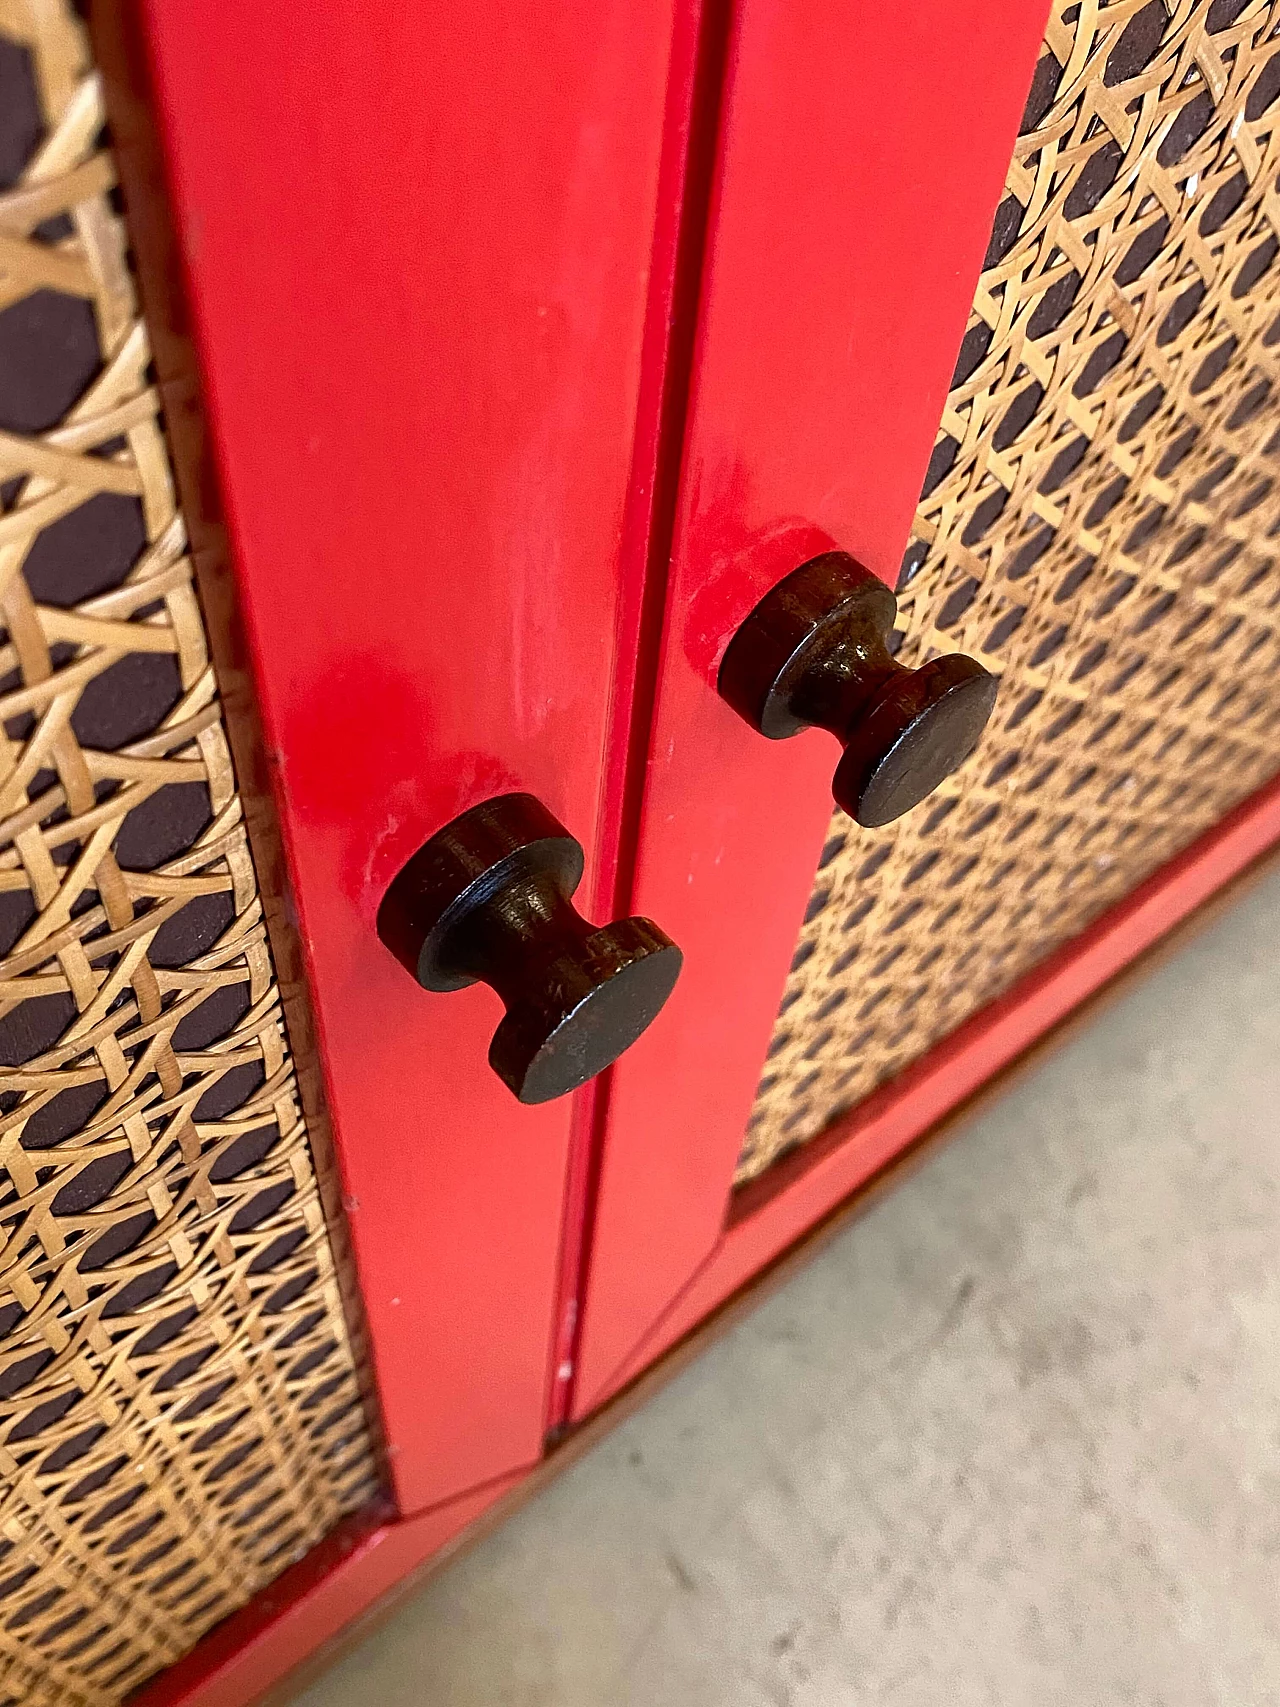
[377,793,682,1104]
[718,551,997,827]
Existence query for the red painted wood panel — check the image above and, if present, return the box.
[573,0,1053,1413]
[543,0,731,1432]
[139,0,677,1511]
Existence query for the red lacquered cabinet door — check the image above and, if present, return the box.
[569,0,1054,1413]
[137,0,677,1512]
[574,0,1280,1414]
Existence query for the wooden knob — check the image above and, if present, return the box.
[718,551,998,827]
[377,793,682,1103]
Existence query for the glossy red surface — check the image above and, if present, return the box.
[139,0,677,1510]
[547,0,736,1432]
[572,0,1054,1412]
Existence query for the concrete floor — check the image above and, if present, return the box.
[298,866,1280,1707]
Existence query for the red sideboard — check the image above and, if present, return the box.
[0,1,1277,1702]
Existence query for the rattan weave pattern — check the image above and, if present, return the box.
[0,5,380,1702]
[739,0,1280,1184]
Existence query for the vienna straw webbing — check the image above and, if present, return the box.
[0,5,380,1700]
[741,0,1280,1184]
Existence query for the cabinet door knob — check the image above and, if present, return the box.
[718,551,998,827]
[377,793,682,1103]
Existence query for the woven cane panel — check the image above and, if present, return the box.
[739,0,1280,1185]
[0,6,381,1702]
